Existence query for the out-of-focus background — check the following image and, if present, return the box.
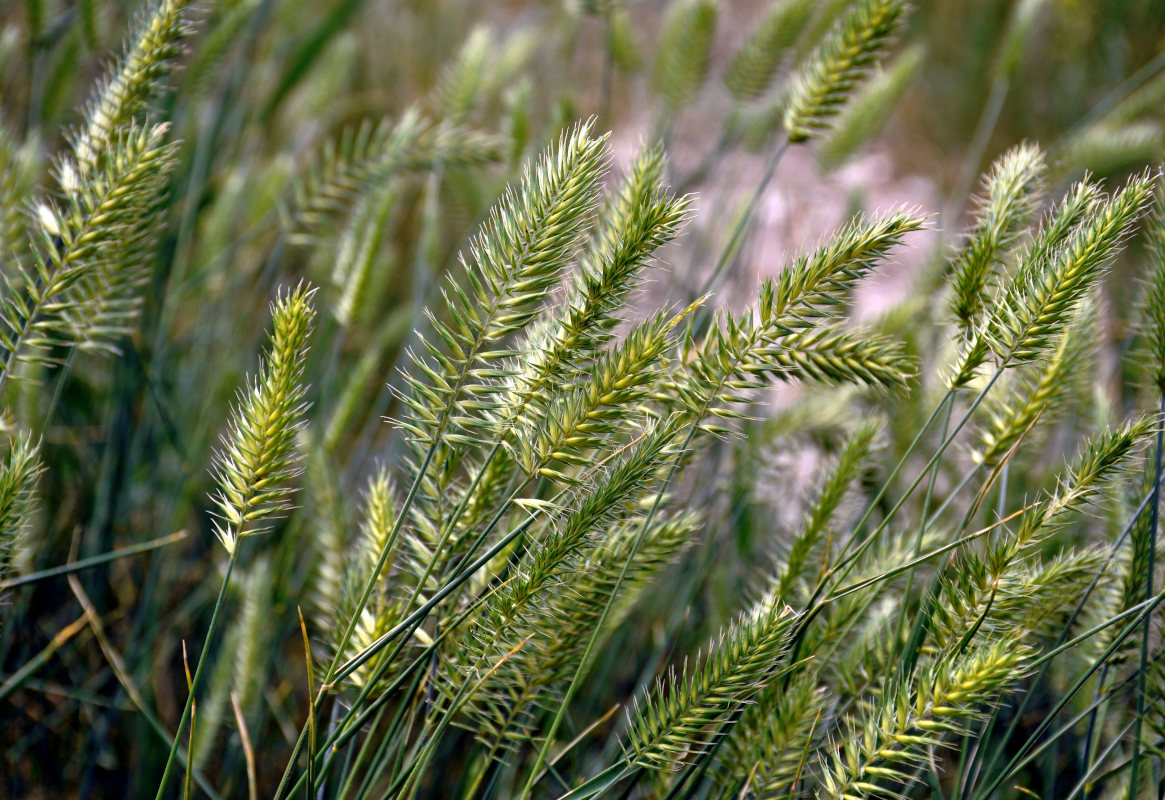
[2,0,1165,796]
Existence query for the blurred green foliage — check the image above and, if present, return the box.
[1,1,1165,798]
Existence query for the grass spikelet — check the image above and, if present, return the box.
[948,142,1047,334]
[1008,417,1151,556]
[192,556,272,767]
[304,447,349,631]
[972,300,1093,468]
[666,212,922,430]
[782,0,908,143]
[1082,464,1159,666]
[724,0,815,101]
[332,468,402,690]
[500,144,689,428]
[0,122,177,380]
[291,109,504,239]
[0,120,35,265]
[0,435,42,584]
[988,171,1154,366]
[1056,121,1165,180]
[819,642,1028,800]
[1141,186,1165,392]
[453,425,680,731]
[624,594,797,770]
[58,123,180,354]
[776,419,880,600]
[817,43,924,171]
[946,179,1102,388]
[932,419,1150,657]
[72,0,193,175]
[470,514,700,746]
[768,210,925,328]
[432,27,491,122]
[717,672,826,796]
[328,180,397,328]
[513,309,682,479]
[395,121,607,449]
[210,284,317,554]
[772,324,918,392]
[991,547,1104,639]
[652,0,718,114]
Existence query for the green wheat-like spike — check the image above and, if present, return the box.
[209,284,317,554]
[664,212,922,429]
[625,594,798,770]
[948,142,1047,333]
[0,120,36,267]
[933,418,1150,658]
[777,419,880,601]
[1056,121,1165,180]
[193,555,273,767]
[72,0,192,176]
[432,27,491,122]
[932,545,1103,654]
[328,179,398,327]
[1144,639,1165,762]
[499,144,689,430]
[1080,464,1158,667]
[0,122,177,380]
[332,467,401,690]
[782,0,908,143]
[448,426,678,710]
[57,124,181,355]
[992,547,1104,640]
[771,324,918,393]
[1007,417,1151,558]
[717,671,826,796]
[652,0,718,114]
[817,43,924,171]
[990,171,1155,366]
[1141,186,1165,392]
[304,447,349,632]
[972,299,1094,469]
[946,177,1109,390]
[513,309,682,479]
[768,210,925,329]
[395,121,607,449]
[455,433,687,746]
[724,0,815,101]
[0,435,42,585]
[819,642,1028,800]
[291,108,504,239]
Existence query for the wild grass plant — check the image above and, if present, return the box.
[2,1,1165,799]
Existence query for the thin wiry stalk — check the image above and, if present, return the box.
[159,286,316,799]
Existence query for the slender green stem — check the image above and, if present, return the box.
[154,548,238,800]
[890,391,954,669]
[322,439,438,687]
[1127,392,1163,800]
[975,588,1165,800]
[0,530,187,590]
[970,472,1165,794]
[276,515,539,800]
[944,75,1010,232]
[1066,722,1137,800]
[518,423,696,800]
[696,135,790,300]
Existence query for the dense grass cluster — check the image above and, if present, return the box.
[2,1,1165,799]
